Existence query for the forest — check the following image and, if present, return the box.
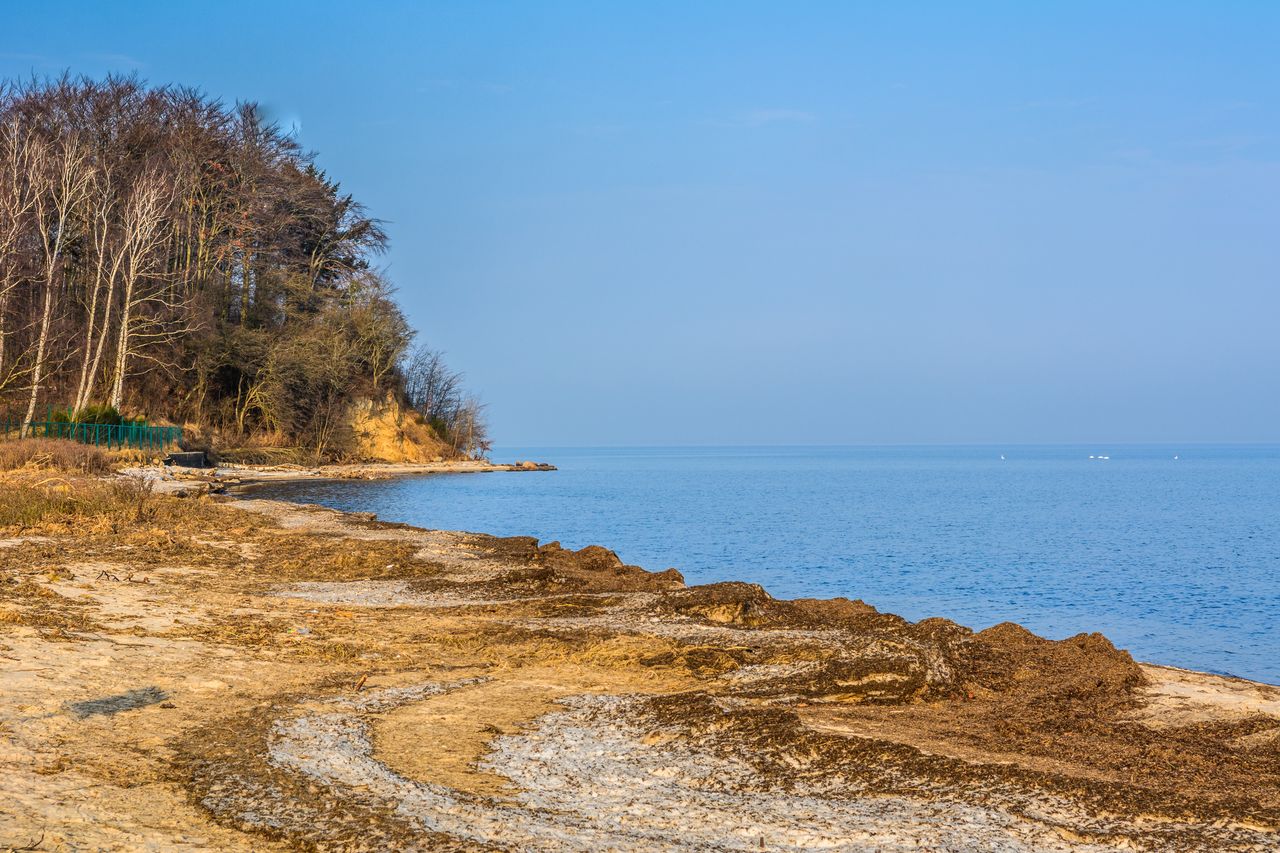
[0,75,487,458]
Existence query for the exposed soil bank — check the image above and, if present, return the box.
[1,481,1277,850]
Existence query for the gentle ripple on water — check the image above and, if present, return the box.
[249,445,1280,684]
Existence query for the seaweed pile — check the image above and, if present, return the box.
[2,489,1277,850]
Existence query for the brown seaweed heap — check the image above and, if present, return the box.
[1,482,1277,851]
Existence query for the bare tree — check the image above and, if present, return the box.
[0,118,38,393]
[401,344,490,456]
[452,395,491,458]
[20,133,92,435]
[402,345,463,425]
[345,273,411,392]
[108,167,178,409]
[73,164,124,410]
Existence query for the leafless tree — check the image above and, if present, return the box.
[20,132,92,435]
[403,345,463,424]
[0,118,38,393]
[452,395,491,457]
[401,344,490,457]
[108,167,179,409]
[345,273,411,392]
[73,164,124,410]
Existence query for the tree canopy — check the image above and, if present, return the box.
[0,75,487,457]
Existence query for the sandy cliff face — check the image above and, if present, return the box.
[347,396,451,463]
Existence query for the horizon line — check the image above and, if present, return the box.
[489,440,1280,449]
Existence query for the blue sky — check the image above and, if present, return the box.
[5,2,1278,444]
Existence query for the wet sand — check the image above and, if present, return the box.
[1,483,1277,850]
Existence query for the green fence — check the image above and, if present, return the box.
[0,417,182,451]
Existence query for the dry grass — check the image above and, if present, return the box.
[0,478,141,531]
[103,447,163,466]
[0,577,102,635]
[216,446,320,466]
[0,438,113,474]
[0,474,240,535]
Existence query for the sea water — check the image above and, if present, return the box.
[249,445,1280,683]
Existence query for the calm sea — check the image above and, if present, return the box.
[248,445,1280,684]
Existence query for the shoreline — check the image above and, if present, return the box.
[220,463,1274,687]
[130,460,1280,690]
[124,457,557,496]
[2,472,1278,848]
[241,478,1278,687]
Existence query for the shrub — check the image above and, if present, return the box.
[76,404,123,425]
[47,404,131,425]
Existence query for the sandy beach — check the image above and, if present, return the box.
[0,471,1277,851]
[2,7,1274,848]
[121,458,558,497]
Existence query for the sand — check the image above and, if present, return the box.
[1,480,1277,851]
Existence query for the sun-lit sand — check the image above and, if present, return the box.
[1,472,1277,849]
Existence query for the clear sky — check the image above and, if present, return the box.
[5,2,1278,445]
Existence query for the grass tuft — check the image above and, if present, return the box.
[0,438,112,474]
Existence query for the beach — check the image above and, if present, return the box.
[124,458,558,496]
[1,469,1277,850]
[2,7,1274,848]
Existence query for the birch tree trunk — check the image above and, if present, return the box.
[21,137,91,437]
[73,174,117,411]
[109,298,131,409]
[0,120,37,391]
[78,261,119,411]
[108,170,170,411]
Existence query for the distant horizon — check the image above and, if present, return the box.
[8,2,1278,446]
[491,440,1280,449]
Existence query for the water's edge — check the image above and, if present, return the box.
[238,445,1280,683]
